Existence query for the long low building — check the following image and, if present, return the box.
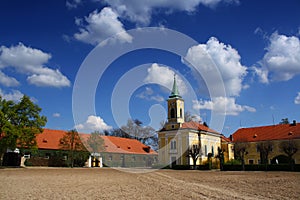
[232,121,300,165]
[5,128,158,168]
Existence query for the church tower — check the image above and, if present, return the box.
[165,74,184,130]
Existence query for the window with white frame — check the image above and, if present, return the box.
[170,140,176,150]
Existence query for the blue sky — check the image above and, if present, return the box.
[0,0,299,136]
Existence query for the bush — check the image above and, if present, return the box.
[222,164,300,171]
[225,159,241,165]
[151,164,170,169]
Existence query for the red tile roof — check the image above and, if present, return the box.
[36,129,157,155]
[232,123,300,142]
[181,121,220,134]
[221,135,232,143]
[36,129,65,150]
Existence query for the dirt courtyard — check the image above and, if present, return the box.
[0,167,299,200]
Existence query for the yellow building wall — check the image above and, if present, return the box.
[221,142,235,162]
[158,130,222,167]
[243,139,300,164]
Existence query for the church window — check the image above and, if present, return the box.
[180,108,182,118]
[170,108,175,118]
[170,140,176,150]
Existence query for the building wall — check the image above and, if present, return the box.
[158,130,221,166]
[242,139,300,164]
[101,152,157,167]
[221,142,235,163]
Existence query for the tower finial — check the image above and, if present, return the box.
[169,73,181,98]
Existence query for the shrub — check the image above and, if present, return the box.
[225,159,241,165]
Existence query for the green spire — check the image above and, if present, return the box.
[169,74,182,98]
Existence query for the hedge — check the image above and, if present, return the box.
[223,164,300,171]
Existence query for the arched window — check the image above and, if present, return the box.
[180,108,182,118]
[170,108,175,118]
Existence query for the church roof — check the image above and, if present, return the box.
[169,74,182,98]
[232,122,300,142]
[181,121,220,134]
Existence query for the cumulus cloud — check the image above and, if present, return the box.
[75,115,112,132]
[0,43,71,87]
[0,89,23,102]
[253,32,300,83]
[184,37,247,97]
[103,0,239,25]
[295,92,300,104]
[144,63,187,95]
[74,7,132,46]
[193,97,256,116]
[136,87,164,102]
[0,71,19,87]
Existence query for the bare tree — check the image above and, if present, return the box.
[256,141,273,169]
[234,142,249,171]
[279,118,289,124]
[184,111,200,122]
[188,144,201,169]
[87,131,105,154]
[279,140,298,170]
[121,119,158,150]
[216,147,225,170]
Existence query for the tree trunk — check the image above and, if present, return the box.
[0,152,4,166]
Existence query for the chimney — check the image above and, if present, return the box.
[293,120,296,126]
[229,135,233,141]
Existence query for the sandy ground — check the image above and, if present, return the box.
[0,167,299,200]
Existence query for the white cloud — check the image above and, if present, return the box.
[74,7,132,46]
[66,0,82,9]
[0,89,23,102]
[193,97,256,116]
[253,32,300,83]
[144,63,187,95]
[0,43,71,87]
[295,92,300,104]
[184,37,247,97]
[136,87,164,102]
[27,69,71,87]
[0,71,19,87]
[75,115,112,132]
[103,0,239,25]
[52,113,61,118]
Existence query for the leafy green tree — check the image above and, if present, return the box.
[59,129,88,167]
[0,95,47,166]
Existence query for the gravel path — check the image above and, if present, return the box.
[0,168,299,199]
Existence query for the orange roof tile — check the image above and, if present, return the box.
[36,129,157,155]
[36,129,66,150]
[221,134,232,143]
[232,123,300,142]
[181,121,220,134]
